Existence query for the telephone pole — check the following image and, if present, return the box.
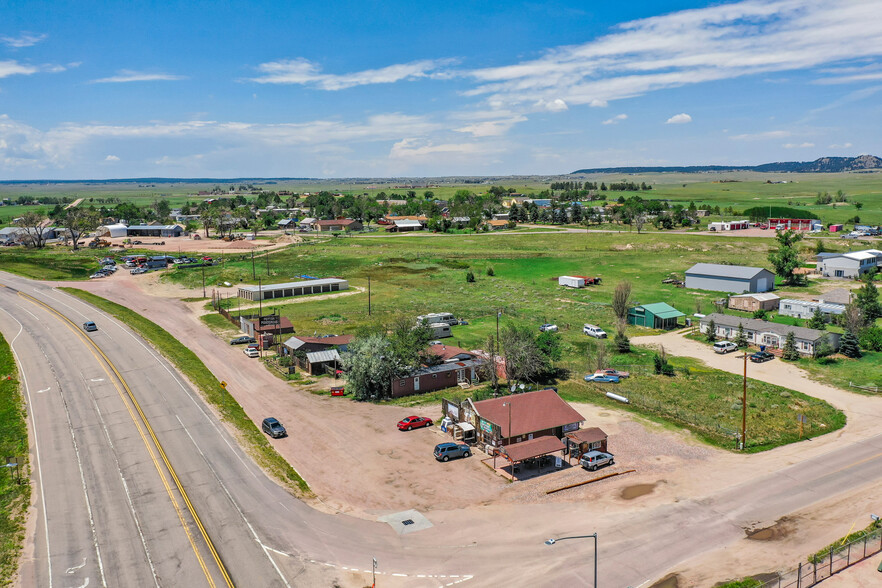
[742,350,748,450]
[368,275,371,316]
[251,250,256,279]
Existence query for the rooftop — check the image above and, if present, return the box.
[686,263,773,280]
[473,389,584,438]
[731,292,780,301]
[701,313,830,341]
[238,278,347,293]
[634,302,685,319]
[501,435,565,463]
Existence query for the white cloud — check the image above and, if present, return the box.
[665,113,691,125]
[0,60,38,79]
[783,142,815,148]
[247,57,455,90]
[90,70,186,83]
[730,130,791,141]
[602,114,627,125]
[535,98,569,112]
[454,115,527,137]
[829,142,853,149]
[1,32,47,48]
[462,0,882,110]
[104,155,120,161]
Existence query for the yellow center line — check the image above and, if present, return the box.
[18,290,234,588]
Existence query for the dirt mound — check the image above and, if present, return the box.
[272,234,303,245]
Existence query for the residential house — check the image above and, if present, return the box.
[685,263,776,293]
[728,292,780,312]
[298,217,317,231]
[816,250,882,279]
[699,313,840,355]
[391,358,485,398]
[314,219,363,232]
[778,299,845,319]
[487,219,510,230]
[627,303,685,329]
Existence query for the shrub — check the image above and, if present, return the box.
[486,266,495,276]
[752,309,768,320]
[840,330,862,358]
[466,270,476,283]
[860,326,882,351]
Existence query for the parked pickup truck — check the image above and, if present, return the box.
[579,451,615,471]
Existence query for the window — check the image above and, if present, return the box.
[835,270,844,277]
[399,380,405,387]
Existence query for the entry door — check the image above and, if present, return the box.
[414,377,420,391]
[457,370,465,383]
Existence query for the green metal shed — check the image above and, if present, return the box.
[627,303,685,330]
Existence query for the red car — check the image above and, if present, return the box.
[594,368,630,378]
[397,416,433,431]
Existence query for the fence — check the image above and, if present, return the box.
[626,389,741,444]
[849,382,880,394]
[757,526,882,588]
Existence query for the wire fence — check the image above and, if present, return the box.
[757,526,882,588]
[626,389,741,444]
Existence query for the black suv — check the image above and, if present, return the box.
[261,417,287,438]
[230,336,257,345]
[750,351,775,363]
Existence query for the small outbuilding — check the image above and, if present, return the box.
[238,278,348,301]
[627,303,685,330]
[685,263,776,293]
[728,292,780,312]
[126,224,183,238]
[96,223,128,238]
[565,427,608,461]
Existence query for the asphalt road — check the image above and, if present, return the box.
[3,271,882,587]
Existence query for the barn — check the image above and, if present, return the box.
[685,263,775,293]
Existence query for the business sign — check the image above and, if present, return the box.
[259,314,281,327]
[480,419,493,434]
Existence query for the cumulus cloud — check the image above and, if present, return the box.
[454,115,527,137]
[90,70,186,83]
[665,113,691,124]
[829,142,853,148]
[104,155,120,161]
[247,57,455,90]
[535,98,569,112]
[0,60,38,79]
[783,142,815,148]
[602,114,627,125]
[462,0,882,110]
[1,32,47,48]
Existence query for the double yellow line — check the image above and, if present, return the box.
[19,291,234,588]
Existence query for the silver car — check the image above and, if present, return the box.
[580,450,614,471]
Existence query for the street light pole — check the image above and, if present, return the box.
[545,533,598,587]
[742,350,747,450]
[502,401,512,445]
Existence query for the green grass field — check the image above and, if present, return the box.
[0,332,30,587]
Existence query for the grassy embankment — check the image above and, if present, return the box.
[58,287,310,495]
[0,248,98,280]
[0,332,29,586]
[164,231,844,451]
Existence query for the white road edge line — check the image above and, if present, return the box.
[175,414,292,588]
[0,307,53,588]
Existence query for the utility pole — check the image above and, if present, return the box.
[266,251,270,276]
[368,275,371,316]
[251,250,256,279]
[201,264,206,298]
[742,350,748,450]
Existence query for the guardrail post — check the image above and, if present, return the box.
[829,546,834,576]
[797,562,802,588]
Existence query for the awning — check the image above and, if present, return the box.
[455,422,475,432]
[501,436,565,463]
[565,427,607,445]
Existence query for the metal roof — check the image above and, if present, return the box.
[501,436,565,463]
[127,224,182,230]
[731,292,780,301]
[393,219,423,228]
[238,278,347,293]
[635,302,685,319]
[305,349,340,363]
[686,263,774,280]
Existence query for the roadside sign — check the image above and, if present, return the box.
[220,381,227,389]
[259,314,281,327]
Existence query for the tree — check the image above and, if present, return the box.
[340,335,398,400]
[591,339,608,372]
[500,323,550,384]
[389,315,432,370]
[466,270,476,283]
[635,215,646,234]
[614,319,630,353]
[536,330,563,363]
[854,272,882,324]
[752,309,769,320]
[807,307,827,330]
[840,330,862,358]
[612,281,632,322]
[59,206,100,250]
[813,334,834,359]
[705,318,717,342]
[782,331,800,360]
[842,303,864,334]
[768,229,805,286]
[860,326,882,351]
[480,335,500,393]
[18,210,57,248]
[735,323,747,348]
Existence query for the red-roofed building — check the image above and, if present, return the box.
[313,219,363,232]
[464,389,584,448]
[426,343,475,363]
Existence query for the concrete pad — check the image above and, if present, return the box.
[378,509,433,535]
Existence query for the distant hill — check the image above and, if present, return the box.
[571,155,882,175]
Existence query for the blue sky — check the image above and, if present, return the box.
[2,0,882,179]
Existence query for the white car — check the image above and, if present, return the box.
[244,347,259,358]
[539,324,558,333]
[583,324,607,338]
[713,341,738,354]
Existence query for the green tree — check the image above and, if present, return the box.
[59,206,100,250]
[840,330,862,358]
[813,334,834,359]
[486,266,495,276]
[752,309,769,320]
[807,307,827,330]
[500,323,551,383]
[768,229,805,286]
[536,330,563,362]
[705,318,717,342]
[466,270,476,283]
[389,315,432,370]
[860,326,882,351]
[340,335,398,400]
[611,281,632,322]
[854,272,882,324]
[614,319,631,353]
[735,323,747,348]
[782,331,800,360]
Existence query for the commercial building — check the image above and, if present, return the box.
[708,219,749,231]
[126,224,184,238]
[237,278,349,301]
[685,263,776,293]
[768,218,822,231]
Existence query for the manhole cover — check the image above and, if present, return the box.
[402,519,414,526]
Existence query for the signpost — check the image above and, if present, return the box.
[258,314,281,328]
[798,414,808,438]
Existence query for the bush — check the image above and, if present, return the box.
[466,270,476,282]
[752,309,768,320]
[486,266,495,276]
[705,319,717,342]
[860,326,882,351]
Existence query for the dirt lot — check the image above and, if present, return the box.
[97,231,303,254]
